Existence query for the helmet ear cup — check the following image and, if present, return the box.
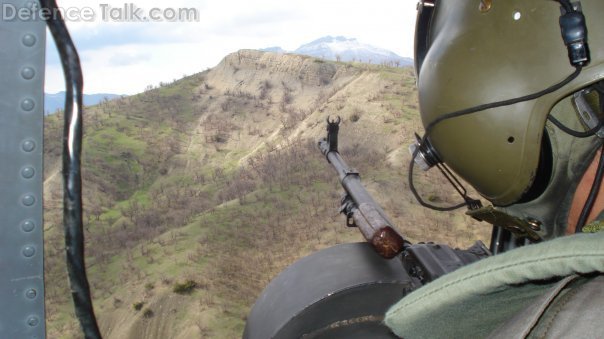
[518,131,553,203]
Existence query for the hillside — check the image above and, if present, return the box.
[43,50,490,338]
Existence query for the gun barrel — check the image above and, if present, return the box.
[319,138,406,258]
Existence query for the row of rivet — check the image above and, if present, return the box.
[20,31,40,330]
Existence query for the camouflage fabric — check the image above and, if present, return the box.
[583,211,604,233]
[583,220,604,233]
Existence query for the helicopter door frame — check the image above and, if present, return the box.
[0,1,47,337]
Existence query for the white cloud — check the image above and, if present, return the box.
[45,0,417,95]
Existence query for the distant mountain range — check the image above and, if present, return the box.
[261,36,413,66]
[44,92,124,115]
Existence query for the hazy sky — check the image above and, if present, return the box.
[44,0,418,95]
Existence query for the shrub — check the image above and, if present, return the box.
[133,301,145,311]
[173,279,198,295]
[351,108,363,123]
[113,298,123,308]
[427,195,441,203]
[211,133,229,143]
[143,308,154,319]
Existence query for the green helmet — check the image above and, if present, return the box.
[414,0,604,207]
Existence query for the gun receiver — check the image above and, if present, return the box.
[318,117,407,259]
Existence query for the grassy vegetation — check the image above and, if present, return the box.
[43,51,490,338]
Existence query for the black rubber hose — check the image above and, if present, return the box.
[40,0,102,338]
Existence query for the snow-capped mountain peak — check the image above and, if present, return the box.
[261,36,412,66]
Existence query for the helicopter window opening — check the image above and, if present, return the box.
[513,11,522,21]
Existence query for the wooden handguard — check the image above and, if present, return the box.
[354,203,405,259]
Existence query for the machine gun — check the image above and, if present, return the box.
[318,117,407,259]
[318,117,491,280]
[244,118,491,338]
